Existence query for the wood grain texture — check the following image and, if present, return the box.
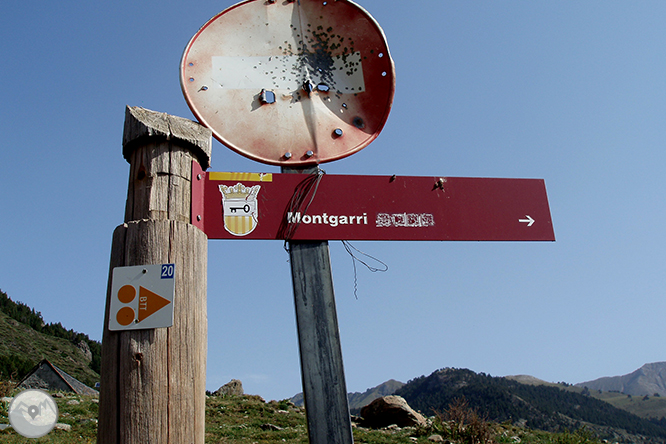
[168,220,207,443]
[98,224,127,443]
[288,240,354,444]
[122,106,212,170]
[124,141,197,223]
[99,107,209,444]
[282,166,354,444]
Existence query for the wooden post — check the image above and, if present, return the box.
[283,166,355,444]
[98,106,212,444]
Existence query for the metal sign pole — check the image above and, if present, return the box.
[283,166,354,444]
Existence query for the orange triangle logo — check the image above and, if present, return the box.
[137,286,171,322]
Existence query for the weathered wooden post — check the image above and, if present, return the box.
[98,106,212,444]
[283,166,354,444]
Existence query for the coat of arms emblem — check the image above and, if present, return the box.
[218,183,261,236]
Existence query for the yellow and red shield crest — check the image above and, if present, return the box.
[219,183,261,236]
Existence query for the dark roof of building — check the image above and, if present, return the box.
[17,359,98,396]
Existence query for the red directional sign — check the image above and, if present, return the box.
[192,168,554,242]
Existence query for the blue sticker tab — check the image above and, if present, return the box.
[161,264,175,279]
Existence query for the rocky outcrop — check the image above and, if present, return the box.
[360,395,427,429]
[291,379,405,410]
[214,379,244,397]
[348,379,405,411]
[77,341,92,362]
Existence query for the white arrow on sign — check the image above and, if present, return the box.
[519,215,535,227]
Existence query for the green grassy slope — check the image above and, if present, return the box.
[509,374,666,421]
[0,310,99,387]
[1,393,606,444]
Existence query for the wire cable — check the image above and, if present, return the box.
[341,241,389,299]
[279,167,326,252]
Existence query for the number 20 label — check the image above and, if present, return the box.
[161,264,175,279]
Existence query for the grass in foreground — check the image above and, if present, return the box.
[1,388,604,444]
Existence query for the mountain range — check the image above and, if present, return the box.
[398,367,666,441]
[576,362,666,397]
[296,363,666,443]
[4,286,666,442]
[291,378,405,412]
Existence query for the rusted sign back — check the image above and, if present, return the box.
[180,0,395,166]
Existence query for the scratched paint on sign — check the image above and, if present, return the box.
[211,53,365,91]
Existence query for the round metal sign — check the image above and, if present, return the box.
[180,0,395,166]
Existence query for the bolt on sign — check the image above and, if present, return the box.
[108,264,175,331]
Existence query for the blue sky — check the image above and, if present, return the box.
[2,1,666,402]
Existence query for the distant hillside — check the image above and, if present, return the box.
[0,289,100,387]
[577,362,666,397]
[507,373,666,422]
[587,390,666,422]
[348,379,404,412]
[505,375,560,387]
[291,379,405,412]
[395,367,666,442]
